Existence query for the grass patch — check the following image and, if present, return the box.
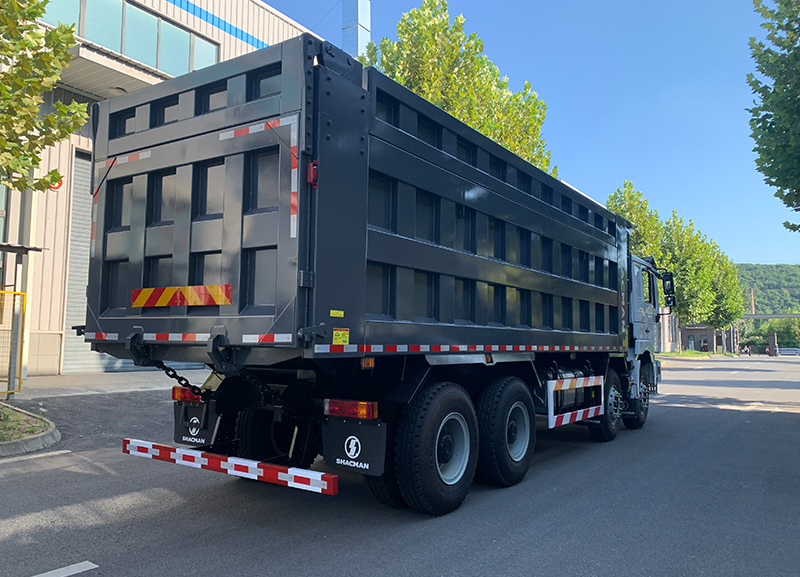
[657,351,713,358]
[0,405,49,442]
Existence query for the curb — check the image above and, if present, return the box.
[0,403,61,458]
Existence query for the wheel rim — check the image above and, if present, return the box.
[435,412,470,485]
[608,385,622,426]
[505,401,530,462]
[638,376,651,414]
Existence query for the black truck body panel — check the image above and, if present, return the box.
[86,34,630,367]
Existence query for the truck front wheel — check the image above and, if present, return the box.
[623,365,651,430]
[589,369,623,442]
[476,377,535,486]
[395,382,479,515]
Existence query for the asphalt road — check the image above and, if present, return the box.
[2,356,799,577]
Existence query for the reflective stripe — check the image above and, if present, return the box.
[123,438,337,495]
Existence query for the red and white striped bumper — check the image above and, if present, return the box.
[546,376,605,429]
[122,439,337,495]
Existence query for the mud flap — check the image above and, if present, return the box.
[174,401,220,446]
[322,416,386,476]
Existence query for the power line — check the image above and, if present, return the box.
[310,0,342,32]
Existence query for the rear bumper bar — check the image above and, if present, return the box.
[122,438,338,495]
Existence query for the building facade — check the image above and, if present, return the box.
[680,324,740,354]
[3,0,310,374]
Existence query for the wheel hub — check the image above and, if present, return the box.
[435,412,470,485]
[507,420,518,445]
[438,432,454,464]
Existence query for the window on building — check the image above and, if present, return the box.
[193,36,218,71]
[40,0,80,28]
[41,0,219,76]
[123,2,158,69]
[160,19,190,77]
[85,0,123,53]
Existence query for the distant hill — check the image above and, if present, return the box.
[736,264,800,314]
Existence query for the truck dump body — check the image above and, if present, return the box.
[97,35,669,516]
[86,34,630,366]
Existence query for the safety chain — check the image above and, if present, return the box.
[155,361,210,400]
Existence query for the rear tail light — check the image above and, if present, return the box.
[172,386,203,403]
[323,399,378,420]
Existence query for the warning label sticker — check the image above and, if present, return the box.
[332,328,350,345]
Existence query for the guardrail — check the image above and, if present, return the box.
[0,291,26,396]
[778,348,800,356]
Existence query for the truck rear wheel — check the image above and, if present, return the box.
[364,421,408,508]
[589,369,622,442]
[476,377,535,486]
[623,365,651,430]
[395,382,478,515]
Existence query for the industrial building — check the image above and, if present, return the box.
[4,0,320,374]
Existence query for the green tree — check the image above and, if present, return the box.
[362,0,555,175]
[748,0,800,231]
[0,0,88,193]
[760,317,800,348]
[606,180,662,263]
[660,212,716,325]
[707,246,745,329]
[607,185,744,329]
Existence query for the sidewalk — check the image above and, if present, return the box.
[4,368,213,401]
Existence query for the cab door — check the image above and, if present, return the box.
[631,263,658,355]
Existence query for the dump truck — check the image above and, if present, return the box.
[84,34,675,515]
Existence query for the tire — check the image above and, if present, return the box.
[623,365,651,430]
[589,369,623,442]
[476,377,535,486]
[236,408,315,468]
[395,382,479,516]
[365,422,408,509]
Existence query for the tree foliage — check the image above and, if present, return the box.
[606,181,662,264]
[361,0,556,175]
[0,0,88,192]
[606,184,744,328]
[748,0,800,231]
[741,317,800,350]
[736,263,800,314]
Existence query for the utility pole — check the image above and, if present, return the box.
[750,288,755,315]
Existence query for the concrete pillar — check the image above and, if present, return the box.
[342,0,371,57]
[768,332,778,356]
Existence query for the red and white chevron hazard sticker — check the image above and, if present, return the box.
[123,439,337,495]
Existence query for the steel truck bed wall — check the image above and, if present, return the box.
[86,34,630,367]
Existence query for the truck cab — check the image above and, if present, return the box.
[625,255,674,425]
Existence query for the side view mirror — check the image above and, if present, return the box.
[663,294,676,307]
[662,271,675,296]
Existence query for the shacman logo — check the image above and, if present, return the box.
[344,435,361,459]
[189,416,201,436]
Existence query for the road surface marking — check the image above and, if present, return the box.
[0,450,72,465]
[30,561,98,577]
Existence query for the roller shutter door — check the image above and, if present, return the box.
[62,151,201,373]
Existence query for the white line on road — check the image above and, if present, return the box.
[30,561,98,577]
[0,450,72,465]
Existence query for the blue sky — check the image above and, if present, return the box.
[266,0,798,265]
